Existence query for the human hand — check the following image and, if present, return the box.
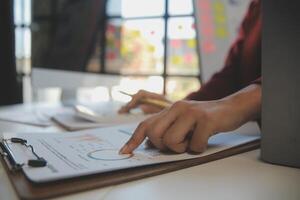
[119,84,261,154]
[118,90,170,114]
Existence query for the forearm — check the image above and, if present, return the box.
[121,83,262,154]
[221,83,262,127]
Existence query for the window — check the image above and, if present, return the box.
[14,0,32,74]
[102,0,201,100]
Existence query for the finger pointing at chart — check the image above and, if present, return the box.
[119,100,214,154]
[119,97,250,154]
[119,111,167,154]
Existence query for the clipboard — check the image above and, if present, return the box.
[0,139,260,200]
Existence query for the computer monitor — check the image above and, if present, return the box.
[19,0,253,105]
[28,0,251,93]
[32,0,106,73]
[0,0,22,105]
[30,0,109,91]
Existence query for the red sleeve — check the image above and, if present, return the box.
[186,1,260,101]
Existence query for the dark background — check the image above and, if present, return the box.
[0,0,23,105]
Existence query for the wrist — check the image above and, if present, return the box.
[220,84,262,126]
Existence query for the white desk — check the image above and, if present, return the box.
[0,103,299,200]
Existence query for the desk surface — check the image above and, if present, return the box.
[0,103,299,200]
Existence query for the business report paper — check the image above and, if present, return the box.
[3,123,260,183]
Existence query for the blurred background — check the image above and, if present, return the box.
[13,0,251,104]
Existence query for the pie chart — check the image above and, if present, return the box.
[87,149,133,161]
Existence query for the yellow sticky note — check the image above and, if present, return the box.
[171,56,183,65]
[148,45,156,53]
[215,14,226,24]
[187,39,196,48]
[213,2,225,12]
[121,46,129,56]
[216,27,228,38]
[131,30,141,37]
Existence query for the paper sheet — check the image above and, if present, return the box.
[0,107,70,127]
[75,105,147,124]
[52,112,106,131]
[53,112,148,131]
[52,105,148,131]
[4,123,259,183]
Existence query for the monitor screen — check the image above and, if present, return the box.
[31,0,107,72]
[30,0,250,76]
[15,0,251,101]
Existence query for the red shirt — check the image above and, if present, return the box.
[187,0,261,101]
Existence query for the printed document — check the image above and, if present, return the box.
[3,123,260,183]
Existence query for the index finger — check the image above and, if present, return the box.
[118,91,146,113]
[119,122,147,154]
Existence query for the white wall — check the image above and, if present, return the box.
[195,0,252,82]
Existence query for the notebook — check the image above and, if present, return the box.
[52,104,148,131]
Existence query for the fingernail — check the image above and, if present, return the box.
[119,144,129,154]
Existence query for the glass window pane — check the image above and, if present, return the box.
[24,0,32,25]
[106,19,165,74]
[166,77,200,101]
[15,27,31,72]
[14,0,22,25]
[107,0,122,16]
[167,39,200,75]
[168,0,193,16]
[15,27,24,58]
[167,17,199,75]
[24,28,31,58]
[122,0,165,18]
[168,17,196,39]
[107,0,165,17]
[14,0,32,25]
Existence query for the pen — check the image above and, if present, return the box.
[119,91,172,108]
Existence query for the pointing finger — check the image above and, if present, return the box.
[119,121,148,154]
